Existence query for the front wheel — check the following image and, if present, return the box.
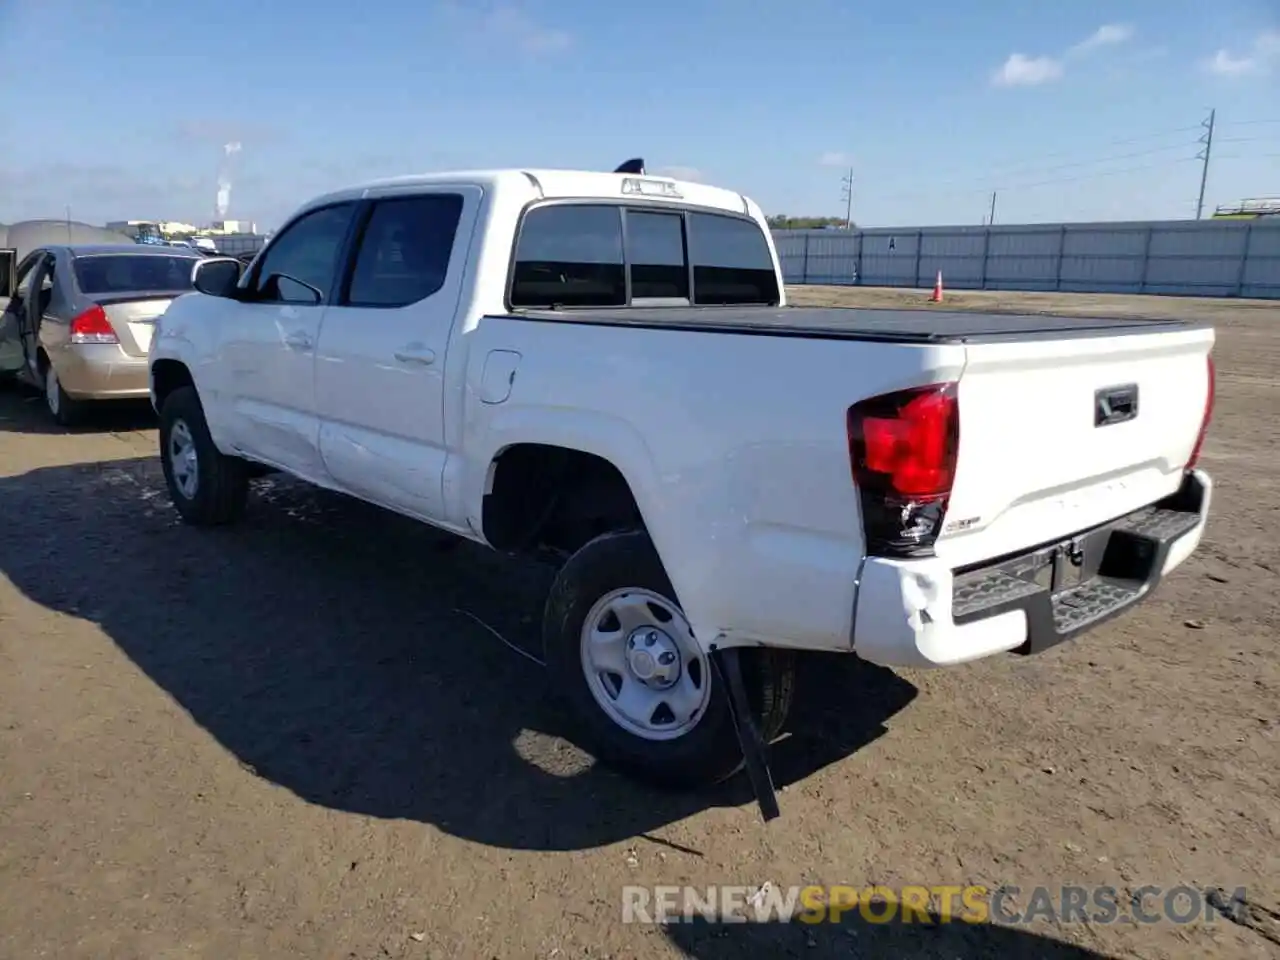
[543,529,794,789]
[158,386,249,526]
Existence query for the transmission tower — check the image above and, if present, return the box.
[1195,109,1215,220]
[839,168,854,229]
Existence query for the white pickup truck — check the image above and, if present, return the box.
[147,161,1215,815]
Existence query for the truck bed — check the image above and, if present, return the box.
[504,305,1207,344]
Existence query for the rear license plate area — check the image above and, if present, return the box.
[1014,534,1102,597]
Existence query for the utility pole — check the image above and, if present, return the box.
[840,167,854,229]
[1195,108,1216,220]
[988,191,998,226]
[65,206,73,242]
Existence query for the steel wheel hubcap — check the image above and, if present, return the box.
[168,420,199,499]
[580,587,711,741]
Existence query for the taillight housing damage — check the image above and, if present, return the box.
[1185,354,1215,470]
[847,382,960,558]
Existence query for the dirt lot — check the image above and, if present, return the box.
[1,286,1277,959]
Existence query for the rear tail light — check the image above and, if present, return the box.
[1185,354,1215,469]
[69,304,119,345]
[847,382,959,558]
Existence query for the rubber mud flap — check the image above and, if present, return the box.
[714,648,780,822]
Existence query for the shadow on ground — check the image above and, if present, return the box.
[0,451,917,851]
[0,380,156,435]
[663,914,1117,959]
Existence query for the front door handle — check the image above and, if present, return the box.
[284,331,313,351]
[394,345,436,365]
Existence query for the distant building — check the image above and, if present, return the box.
[1212,197,1280,219]
[106,218,258,238]
[208,219,257,235]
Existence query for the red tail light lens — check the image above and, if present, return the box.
[848,383,959,557]
[69,304,119,345]
[1186,355,1215,470]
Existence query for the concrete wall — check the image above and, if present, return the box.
[773,219,1280,299]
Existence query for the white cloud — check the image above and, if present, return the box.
[992,23,1135,88]
[1068,23,1134,57]
[1205,30,1280,77]
[655,165,702,181]
[818,151,852,167]
[482,5,571,54]
[992,53,1064,87]
[1207,49,1261,76]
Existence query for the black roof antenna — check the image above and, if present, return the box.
[613,158,645,175]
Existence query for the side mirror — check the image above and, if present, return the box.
[192,257,244,298]
[263,273,323,306]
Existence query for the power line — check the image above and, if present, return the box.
[870,154,1198,205]
[1215,136,1280,145]
[870,152,1198,203]
[974,124,1202,172]
[884,131,1199,196]
[990,142,1194,184]
[1009,159,1200,192]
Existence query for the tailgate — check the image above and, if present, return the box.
[99,295,176,357]
[936,323,1214,565]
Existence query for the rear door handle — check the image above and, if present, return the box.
[394,345,436,365]
[284,331,313,351]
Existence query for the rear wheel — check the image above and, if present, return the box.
[44,362,86,427]
[543,529,794,789]
[159,386,249,526]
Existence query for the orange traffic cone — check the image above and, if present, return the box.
[929,271,944,303]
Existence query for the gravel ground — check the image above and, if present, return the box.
[0,286,1277,959]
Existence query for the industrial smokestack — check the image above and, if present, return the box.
[215,141,242,220]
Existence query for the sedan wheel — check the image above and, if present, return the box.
[43,363,83,426]
[44,365,60,417]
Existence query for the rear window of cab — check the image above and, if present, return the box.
[509,204,780,309]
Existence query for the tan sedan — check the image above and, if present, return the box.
[0,244,201,425]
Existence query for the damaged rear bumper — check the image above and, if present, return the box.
[852,469,1212,668]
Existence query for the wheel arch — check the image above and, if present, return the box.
[150,358,195,412]
[473,411,718,647]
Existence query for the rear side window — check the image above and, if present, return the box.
[687,213,779,305]
[73,254,198,295]
[509,204,778,308]
[510,205,625,308]
[346,194,465,308]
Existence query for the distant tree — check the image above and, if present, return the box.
[765,215,853,230]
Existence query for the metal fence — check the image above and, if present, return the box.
[774,219,1280,300]
[207,232,269,257]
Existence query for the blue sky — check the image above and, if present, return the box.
[0,0,1276,230]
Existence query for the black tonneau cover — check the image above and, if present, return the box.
[502,306,1205,344]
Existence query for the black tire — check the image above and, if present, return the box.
[43,361,87,427]
[543,529,794,790]
[158,385,249,526]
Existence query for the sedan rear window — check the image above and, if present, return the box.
[73,254,198,295]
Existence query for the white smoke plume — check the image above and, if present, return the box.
[215,141,242,220]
